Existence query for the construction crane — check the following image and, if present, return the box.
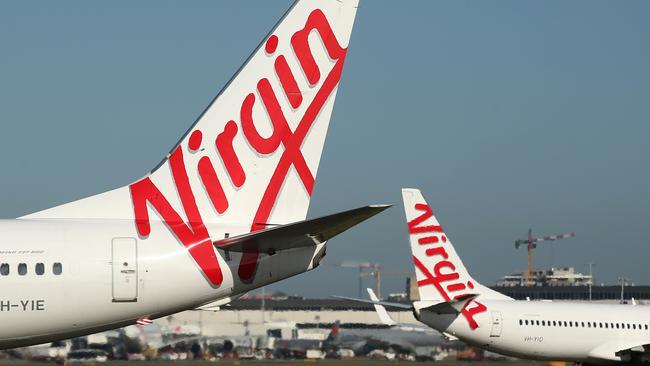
[359,269,412,299]
[515,229,575,287]
[326,261,378,297]
[327,261,410,298]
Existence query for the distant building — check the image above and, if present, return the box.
[495,267,593,287]
[492,286,650,301]
[405,273,647,302]
[148,287,650,340]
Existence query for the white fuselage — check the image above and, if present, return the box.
[418,300,650,364]
[0,219,323,349]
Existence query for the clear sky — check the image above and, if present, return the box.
[0,1,648,297]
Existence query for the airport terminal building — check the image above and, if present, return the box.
[166,285,650,337]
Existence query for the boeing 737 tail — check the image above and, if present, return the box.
[402,188,511,304]
[22,0,360,285]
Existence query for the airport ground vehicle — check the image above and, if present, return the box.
[66,349,109,363]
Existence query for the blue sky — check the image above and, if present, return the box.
[0,1,648,297]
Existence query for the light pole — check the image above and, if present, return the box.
[619,277,628,304]
[588,262,595,301]
[261,286,266,323]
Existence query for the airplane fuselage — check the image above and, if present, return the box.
[419,300,650,364]
[0,219,324,349]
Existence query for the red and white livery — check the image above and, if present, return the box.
[0,0,389,349]
[402,188,650,365]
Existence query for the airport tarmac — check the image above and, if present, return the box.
[0,360,548,366]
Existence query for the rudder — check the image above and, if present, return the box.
[22,0,360,287]
[402,188,510,303]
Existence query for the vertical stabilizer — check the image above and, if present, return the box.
[367,288,397,326]
[22,0,360,287]
[402,188,511,304]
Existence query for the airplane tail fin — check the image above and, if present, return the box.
[22,0,360,285]
[402,188,511,304]
[24,0,359,225]
[325,320,341,343]
[366,288,397,327]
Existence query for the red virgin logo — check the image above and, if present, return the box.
[409,203,487,329]
[129,9,348,287]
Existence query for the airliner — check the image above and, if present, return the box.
[0,0,390,349]
[344,189,650,365]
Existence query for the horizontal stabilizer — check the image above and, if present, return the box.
[194,294,243,311]
[442,332,459,341]
[331,295,413,310]
[214,205,390,253]
[419,294,479,315]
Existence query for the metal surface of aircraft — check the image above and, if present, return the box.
[0,0,391,350]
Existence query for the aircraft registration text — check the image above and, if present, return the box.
[0,300,45,312]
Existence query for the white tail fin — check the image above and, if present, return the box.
[402,188,511,305]
[366,288,397,326]
[22,0,360,285]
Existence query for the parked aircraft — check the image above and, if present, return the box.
[351,188,650,365]
[332,289,461,358]
[331,322,453,359]
[0,0,389,349]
